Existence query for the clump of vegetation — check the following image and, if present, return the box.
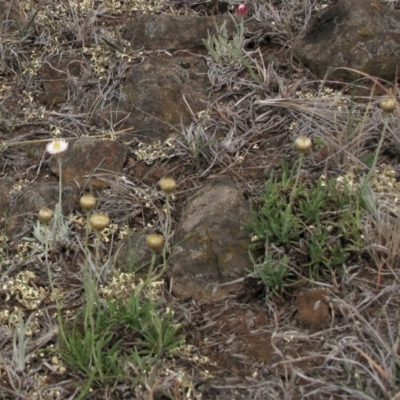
[25,148,182,397]
[248,158,365,294]
[60,281,182,398]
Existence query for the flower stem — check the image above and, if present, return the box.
[163,194,172,269]
[360,114,390,193]
[57,157,62,210]
[95,231,101,269]
[289,154,304,208]
[45,226,67,345]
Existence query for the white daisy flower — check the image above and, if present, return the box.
[46,139,68,155]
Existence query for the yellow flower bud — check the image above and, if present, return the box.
[80,194,97,212]
[89,213,110,231]
[38,207,54,225]
[379,97,397,113]
[146,234,165,252]
[159,177,176,194]
[294,136,312,153]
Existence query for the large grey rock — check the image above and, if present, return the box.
[169,176,253,300]
[292,0,400,82]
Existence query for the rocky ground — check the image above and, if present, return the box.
[1,0,400,399]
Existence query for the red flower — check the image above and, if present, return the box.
[236,4,248,15]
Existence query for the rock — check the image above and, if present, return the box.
[41,55,87,106]
[99,14,263,141]
[7,182,79,241]
[292,0,400,82]
[0,176,15,218]
[114,231,153,273]
[48,137,128,190]
[125,14,263,51]
[169,176,253,301]
[296,288,331,329]
[100,55,210,142]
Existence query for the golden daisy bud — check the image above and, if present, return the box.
[89,213,110,231]
[294,136,312,154]
[38,207,54,225]
[146,234,165,252]
[379,97,396,113]
[80,194,97,212]
[159,177,176,194]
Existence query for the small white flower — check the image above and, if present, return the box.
[46,139,68,155]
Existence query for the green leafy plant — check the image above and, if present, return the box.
[58,178,181,395]
[249,166,301,247]
[203,14,262,82]
[24,140,71,253]
[60,288,182,396]
[248,160,365,289]
[203,15,245,65]
[25,203,71,253]
[12,311,36,372]
[60,313,126,400]
[249,251,294,297]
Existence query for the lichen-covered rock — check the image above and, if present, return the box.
[292,0,400,82]
[169,176,253,300]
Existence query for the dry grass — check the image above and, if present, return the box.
[1,0,400,399]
